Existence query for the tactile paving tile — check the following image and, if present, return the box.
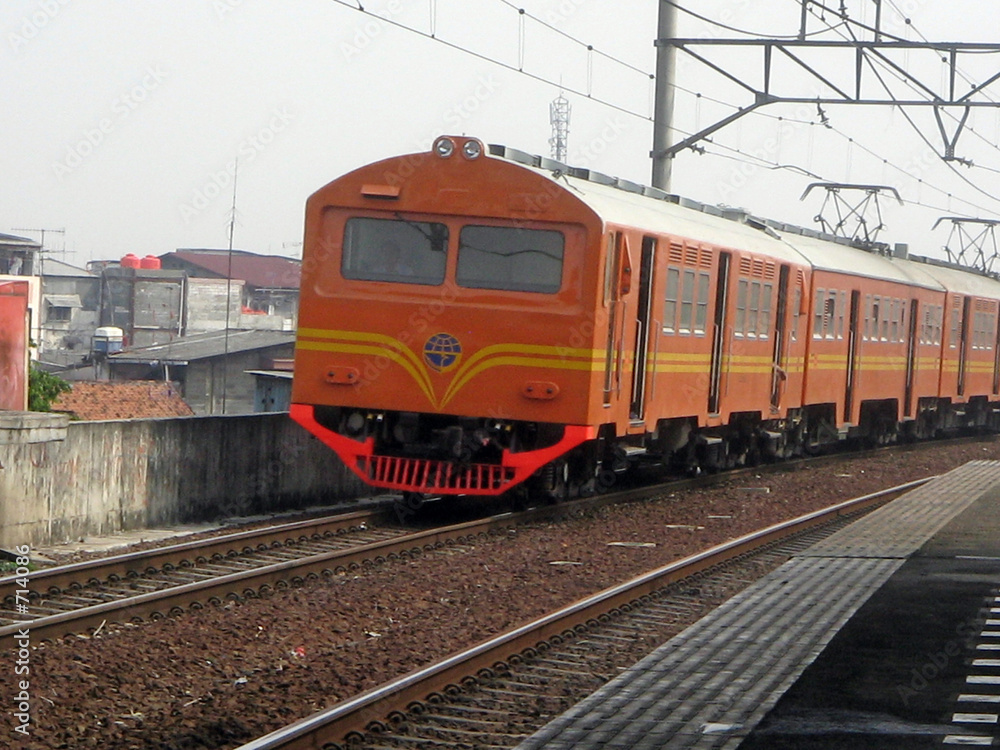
[802,461,1000,559]
[515,557,902,750]
[515,461,1000,750]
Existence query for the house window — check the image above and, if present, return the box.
[48,305,72,322]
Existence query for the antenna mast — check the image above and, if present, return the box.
[549,91,571,163]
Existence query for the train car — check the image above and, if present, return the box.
[290,136,1000,500]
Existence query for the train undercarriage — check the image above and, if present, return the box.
[527,396,1000,502]
[302,397,1000,506]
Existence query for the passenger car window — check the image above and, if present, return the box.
[457,225,564,294]
[342,217,448,285]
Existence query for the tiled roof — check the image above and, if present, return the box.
[52,381,195,421]
[164,249,301,289]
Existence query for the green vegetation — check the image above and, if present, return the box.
[27,365,71,412]
[0,560,36,573]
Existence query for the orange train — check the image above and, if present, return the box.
[290,135,1000,499]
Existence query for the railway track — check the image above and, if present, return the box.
[0,447,838,645]
[234,478,930,750]
[0,487,662,645]
[0,436,977,647]
[0,509,404,640]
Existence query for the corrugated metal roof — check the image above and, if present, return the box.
[164,249,301,289]
[42,258,95,277]
[110,330,294,364]
[0,233,41,248]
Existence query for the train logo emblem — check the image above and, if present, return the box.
[423,333,462,373]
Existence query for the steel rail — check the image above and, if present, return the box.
[235,477,932,750]
[0,509,387,597]
[0,507,555,645]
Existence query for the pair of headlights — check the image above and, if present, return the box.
[433,136,483,160]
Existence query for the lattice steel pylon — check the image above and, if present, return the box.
[934,217,1000,274]
[801,183,902,251]
[549,92,571,163]
[651,0,1000,189]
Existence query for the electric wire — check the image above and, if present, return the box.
[494,0,652,78]
[332,0,995,222]
[328,0,653,122]
[662,0,838,39]
[815,4,1000,213]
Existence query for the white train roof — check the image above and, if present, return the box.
[776,232,944,292]
[556,171,810,266]
[907,257,1000,298]
[491,146,1000,298]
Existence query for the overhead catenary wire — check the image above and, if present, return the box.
[804,1,1000,212]
[330,0,996,224]
[327,0,654,122]
[663,0,840,39]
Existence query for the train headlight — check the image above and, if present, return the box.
[462,139,483,160]
[345,411,366,435]
[434,137,456,158]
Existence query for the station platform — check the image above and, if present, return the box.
[516,460,1000,749]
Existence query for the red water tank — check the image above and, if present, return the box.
[121,253,141,269]
[140,255,161,269]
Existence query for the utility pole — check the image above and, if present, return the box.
[651,0,678,191]
[221,159,239,416]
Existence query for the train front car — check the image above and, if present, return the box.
[291,137,604,499]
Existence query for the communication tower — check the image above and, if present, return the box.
[549,92,571,163]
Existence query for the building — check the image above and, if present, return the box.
[39,258,100,360]
[0,234,42,355]
[247,358,294,412]
[159,249,300,331]
[97,259,186,349]
[0,233,40,277]
[107,329,295,415]
[0,280,30,410]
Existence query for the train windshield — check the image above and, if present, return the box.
[342,217,448,285]
[457,225,564,294]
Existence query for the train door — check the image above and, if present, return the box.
[904,298,919,417]
[603,232,630,406]
[958,296,971,396]
[844,290,862,422]
[770,265,790,410]
[993,307,1000,395]
[629,237,657,421]
[708,252,732,415]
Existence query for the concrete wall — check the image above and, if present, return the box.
[0,411,365,549]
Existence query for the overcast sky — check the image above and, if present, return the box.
[4,0,1000,267]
